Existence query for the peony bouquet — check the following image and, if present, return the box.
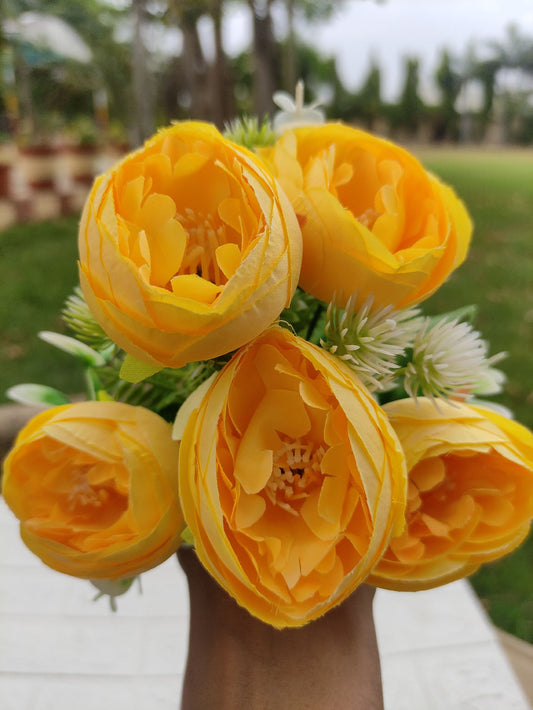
[3,85,533,628]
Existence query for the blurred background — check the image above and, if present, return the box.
[2,0,533,147]
[0,0,532,649]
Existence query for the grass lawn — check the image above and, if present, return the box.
[0,217,86,400]
[0,148,532,642]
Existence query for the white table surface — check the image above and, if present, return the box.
[0,497,530,710]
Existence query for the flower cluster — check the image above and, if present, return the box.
[3,89,533,627]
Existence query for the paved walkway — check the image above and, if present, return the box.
[0,497,530,710]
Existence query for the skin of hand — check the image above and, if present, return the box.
[178,547,384,710]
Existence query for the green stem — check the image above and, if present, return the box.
[306,303,325,342]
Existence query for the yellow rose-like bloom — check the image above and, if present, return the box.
[79,122,302,369]
[2,401,184,580]
[261,124,472,309]
[369,398,533,591]
[177,326,407,627]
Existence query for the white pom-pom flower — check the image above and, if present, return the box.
[404,317,506,402]
[321,293,420,391]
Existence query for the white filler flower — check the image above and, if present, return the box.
[404,317,506,401]
[321,293,420,391]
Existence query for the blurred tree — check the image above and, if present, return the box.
[435,49,461,141]
[246,0,276,117]
[489,23,533,74]
[36,0,130,123]
[279,0,346,94]
[475,59,498,137]
[396,56,424,136]
[356,60,381,129]
[3,0,131,138]
[487,24,533,143]
[162,0,386,126]
[284,0,388,95]
[295,41,337,91]
[131,0,155,144]
[164,0,234,127]
[229,46,255,115]
[329,71,358,123]
[166,0,210,121]
[208,0,234,126]
[230,36,340,119]
[244,0,380,117]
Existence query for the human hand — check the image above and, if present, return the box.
[178,546,384,710]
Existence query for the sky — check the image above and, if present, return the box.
[220,0,533,102]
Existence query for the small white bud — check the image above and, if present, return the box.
[273,80,325,134]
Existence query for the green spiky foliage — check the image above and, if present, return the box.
[60,287,228,420]
[62,287,114,351]
[223,116,276,151]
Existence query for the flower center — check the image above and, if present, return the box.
[177,208,231,286]
[67,471,109,511]
[266,439,325,515]
[63,465,127,526]
[388,455,482,564]
[357,207,379,229]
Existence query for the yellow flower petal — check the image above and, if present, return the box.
[171,274,223,304]
[369,398,533,591]
[410,457,446,493]
[234,389,311,494]
[215,243,242,280]
[234,492,267,529]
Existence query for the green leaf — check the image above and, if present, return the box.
[6,384,71,407]
[119,354,162,383]
[39,331,106,367]
[181,527,195,546]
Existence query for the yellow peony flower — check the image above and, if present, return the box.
[261,124,472,309]
[369,398,533,591]
[2,401,184,580]
[79,121,302,370]
[176,325,407,627]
